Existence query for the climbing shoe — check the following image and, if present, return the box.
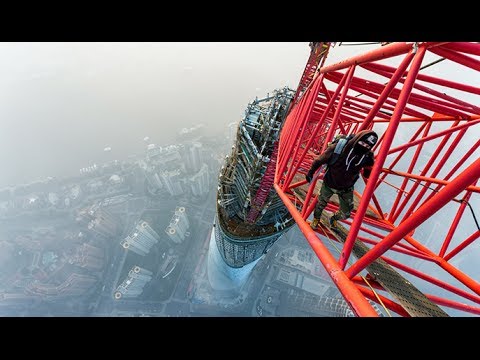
[329,216,338,228]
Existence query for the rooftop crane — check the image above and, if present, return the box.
[275,42,480,317]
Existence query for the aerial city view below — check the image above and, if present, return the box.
[0,122,353,316]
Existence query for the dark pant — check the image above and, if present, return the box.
[313,183,354,221]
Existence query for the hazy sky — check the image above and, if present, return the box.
[0,42,315,187]
[1,42,477,188]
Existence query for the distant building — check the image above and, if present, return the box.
[85,179,104,193]
[0,292,37,306]
[68,184,82,202]
[77,204,122,238]
[114,266,153,299]
[87,206,122,238]
[146,144,182,169]
[108,174,123,186]
[278,290,354,317]
[160,169,183,197]
[184,142,203,173]
[188,163,209,198]
[146,144,162,163]
[25,273,97,298]
[48,192,61,207]
[165,207,190,244]
[68,243,104,272]
[165,226,182,244]
[175,206,189,228]
[273,267,331,298]
[280,247,330,280]
[144,166,164,192]
[121,221,161,256]
[100,194,132,207]
[158,248,178,278]
[207,87,296,292]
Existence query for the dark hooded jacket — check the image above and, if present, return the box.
[307,130,376,190]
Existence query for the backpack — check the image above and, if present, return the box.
[327,134,354,166]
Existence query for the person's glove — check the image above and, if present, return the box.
[305,172,313,183]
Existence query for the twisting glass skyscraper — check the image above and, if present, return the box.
[207,87,296,291]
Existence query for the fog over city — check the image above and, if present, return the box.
[0,42,312,187]
[0,42,478,317]
[0,42,345,317]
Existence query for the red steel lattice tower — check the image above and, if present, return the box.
[275,42,480,317]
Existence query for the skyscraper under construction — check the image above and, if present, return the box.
[207,87,296,291]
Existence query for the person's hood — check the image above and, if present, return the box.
[346,129,378,150]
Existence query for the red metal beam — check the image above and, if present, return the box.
[275,42,480,316]
[345,156,480,286]
[274,183,379,317]
[320,42,444,73]
[340,46,428,269]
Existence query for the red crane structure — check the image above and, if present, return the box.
[274,42,480,317]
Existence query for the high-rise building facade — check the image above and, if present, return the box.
[165,206,189,244]
[68,243,104,272]
[185,142,203,173]
[120,221,161,256]
[114,266,153,299]
[160,169,184,197]
[77,204,122,238]
[145,166,164,192]
[189,163,209,197]
[207,87,296,291]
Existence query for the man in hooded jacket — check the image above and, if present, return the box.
[305,129,378,229]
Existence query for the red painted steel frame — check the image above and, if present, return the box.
[275,42,480,317]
